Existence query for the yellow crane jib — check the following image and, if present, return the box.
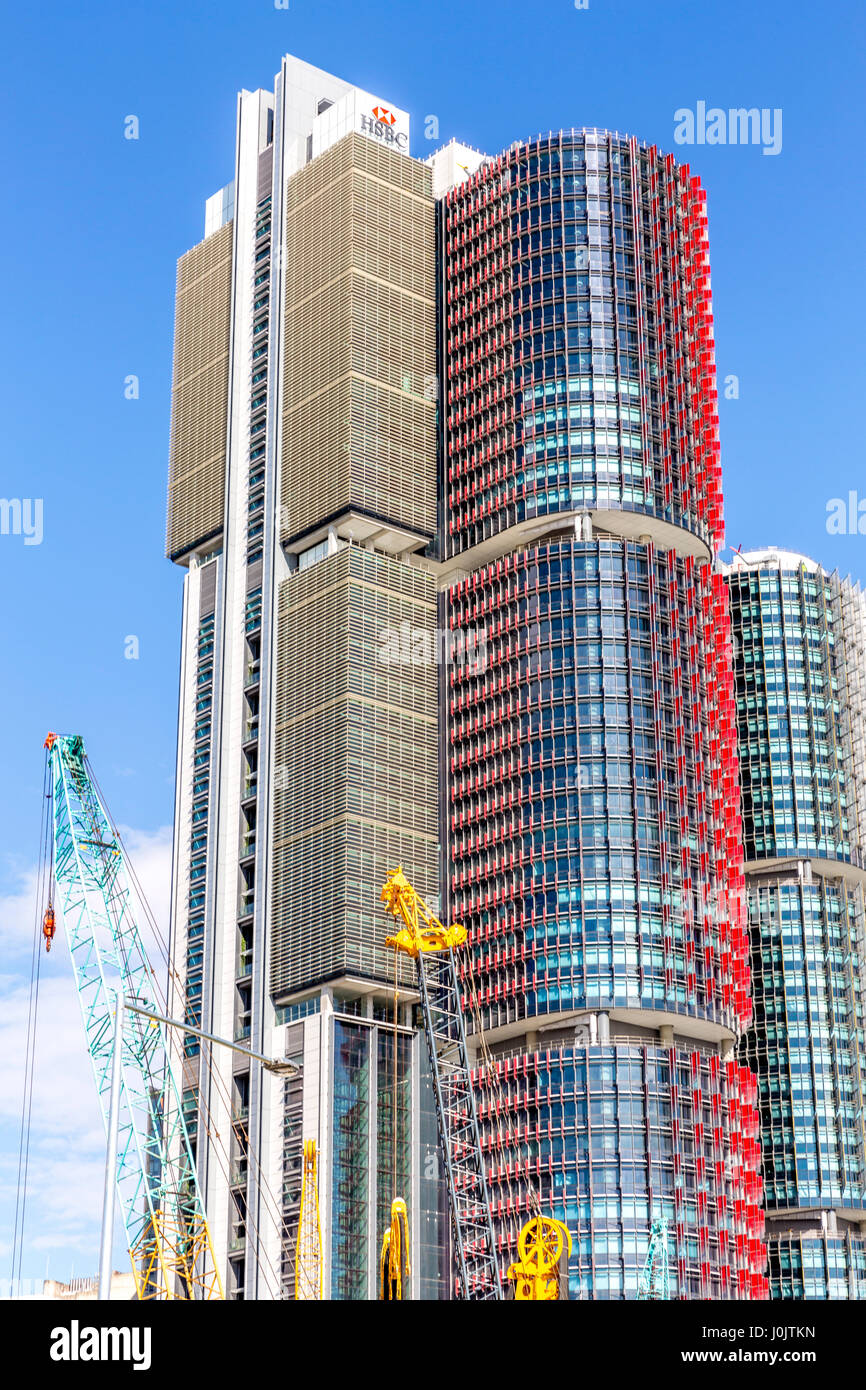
[506,1216,572,1301]
[379,1198,411,1301]
[380,866,467,958]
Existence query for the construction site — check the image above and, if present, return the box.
[17,732,671,1302]
[9,51,866,1306]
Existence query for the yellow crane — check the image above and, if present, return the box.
[506,1215,572,1301]
[380,866,572,1300]
[380,867,500,1298]
[295,1140,322,1300]
[379,1197,410,1301]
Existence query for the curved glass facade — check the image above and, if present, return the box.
[443,133,767,1298]
[772,1233,866,1300]
[446,131,722,558]
[728,552,866,1299]
[476,1043,763,1299]
[742,880,864,1211]
[728,561,859,867]
[449,538,749,1035]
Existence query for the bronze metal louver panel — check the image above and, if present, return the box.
[166,220,233,561]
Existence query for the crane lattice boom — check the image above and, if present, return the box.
[47,733,222,1300]
[638,1217,671,1300]
[381,867,502,1300]
[295,1140,322,1300]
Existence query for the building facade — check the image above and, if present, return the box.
[726,549,866,1298]
[166,56,460,1300]
[167,56,768,1299]
[441,133,767,1298]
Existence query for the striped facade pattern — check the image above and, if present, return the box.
[771,1232,866,1300]
[741,874,866,1214]
[166,220,233,560]
[444,133,722,559]
[729,558,866,1298]
[729,567,856,866]
[271,546,438,996]
[838,579,866,873]
[443,133,767,1298]
[477,1044,766,1299]
[448,539,751,1038]
[281,133,437,544]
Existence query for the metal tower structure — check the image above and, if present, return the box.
[294,1140,322,1300]
[638,1218,671,1300]
[381,867,502,1300]
[46,733,223,1299]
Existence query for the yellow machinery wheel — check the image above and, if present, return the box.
[507,1215,572,1301]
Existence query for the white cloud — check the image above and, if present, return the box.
[0,825,172,965]
[0,862,43,963]
[116,823,173,945]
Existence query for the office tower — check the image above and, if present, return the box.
[442,133,768,1298]
[166,55,455,1300]
[726,549,866,1298]
[167,53,768,1301]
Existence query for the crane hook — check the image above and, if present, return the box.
[42,905,56,954]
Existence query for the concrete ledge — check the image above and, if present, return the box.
[744,855,866,888]
[467,1004,735,1054]
[426,506,712,588]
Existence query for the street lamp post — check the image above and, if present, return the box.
[98,991,124,1301]
[123,1000,300,1076]
[99,997,299,1299]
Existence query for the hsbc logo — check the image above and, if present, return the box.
[360,105,409,151]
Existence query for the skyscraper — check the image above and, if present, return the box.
[166,55,465,1300]
[442,133,767,1298]
[726,549,866,1298]
[166,55,767,1299]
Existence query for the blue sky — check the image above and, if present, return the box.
[1,0,864,1286]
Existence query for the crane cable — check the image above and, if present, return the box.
[86,759,288,1299]
[43,747,283,1300]
[381,946,407,1301]
[462,942,542,1231]
[87,768,283,1300]
[393,947,399,1201]
[11,749,52,1292]
[36,744,285,1301]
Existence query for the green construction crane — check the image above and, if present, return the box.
[638,1217,670,1300]
[44,732,223,1299]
